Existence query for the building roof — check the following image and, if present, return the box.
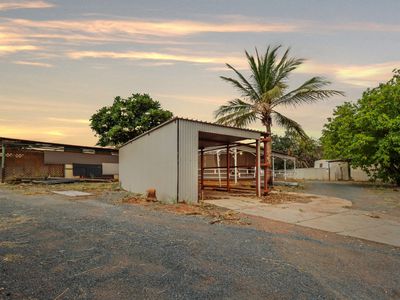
[120,117,265,148]
[0,136,116,152]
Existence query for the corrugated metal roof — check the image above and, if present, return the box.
[120,117,265,148]
[0,136,116,151]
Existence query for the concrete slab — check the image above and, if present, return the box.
[239,206,331,224]
[339,223,400,247]
[52,190,92,197]
[205,193,400,247]
[298,210,383,233]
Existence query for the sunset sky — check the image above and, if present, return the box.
[1,0,399,146]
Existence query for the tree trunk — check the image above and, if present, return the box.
[265,123,273,188]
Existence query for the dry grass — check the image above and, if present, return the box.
[261,192,315,204]
[0,215,33,231]
[2,254,24,262]
[1,182,120,196]
[0,241,26,249]
[120,195,251,225]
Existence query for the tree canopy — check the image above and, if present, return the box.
[214,45,343,136]
[321,70,400,185]
[273,130,322,168]
[90,93,173,146]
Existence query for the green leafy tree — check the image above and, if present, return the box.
[273,130,322,168]
[214,45,343,180]
[321,70,400,185]
[90,93,173,146]
[320,102,357,159]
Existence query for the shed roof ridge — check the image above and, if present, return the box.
[120,116,264,148]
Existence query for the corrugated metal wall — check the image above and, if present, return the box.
[120,120,178,203]
[44,151,118,165]
[178,119,261,203]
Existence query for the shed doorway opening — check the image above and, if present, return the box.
[198,131,270,200]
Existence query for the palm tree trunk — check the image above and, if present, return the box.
[265,123,272,192]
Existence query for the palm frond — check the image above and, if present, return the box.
[272,110,308,139]
[220,63,260,101]
[245,50,263,96]
[273,76,344,107]
[214,98,257,127]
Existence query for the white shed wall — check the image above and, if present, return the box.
[351,167,372,181]
[314,160,330,168]
[177,119,261,203]
[119,121,178,203]
[102,163,119,175]
[289,168,330,180]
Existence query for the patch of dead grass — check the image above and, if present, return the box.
[0,215,33,231]
[2,254,23,262]
[261,192,316,204]
[1,182,120,196]
[0,241,26,248]
[120,196,251,225]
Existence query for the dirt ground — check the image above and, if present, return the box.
[0,183,400,299]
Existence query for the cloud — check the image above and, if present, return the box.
[13,60,53,67]
[324,22,400,33]
[156,93,228,105]
[9,18,298,39]
[0,124,97,145]
[0,1,53,11]
[45,130,65,136]
[0,29,40,55]
[67,48,398,87]
[47,117,90,124]
[67,50,245,66]
[297,61,399,87]
[0,44,38,54]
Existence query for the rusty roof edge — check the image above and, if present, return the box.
[0,136,117,151]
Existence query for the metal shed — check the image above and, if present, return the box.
[119,117,265,203]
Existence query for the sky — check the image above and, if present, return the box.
[1,0,399,146]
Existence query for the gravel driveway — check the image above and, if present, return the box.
[1,188,399,299]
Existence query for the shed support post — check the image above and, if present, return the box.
[200,148,204,191]
[1,143,5,183]
[262,135,271,195]
[217,150,221,187]
[226,144,230,192]
[234,147,238,185]
[284,159,287,181]
[255,139,260,197]
[272,156,275,181]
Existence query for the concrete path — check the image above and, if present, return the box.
[300,181,400,218]
[205,193,400,247]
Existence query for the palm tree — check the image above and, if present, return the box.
[215,45,343,187]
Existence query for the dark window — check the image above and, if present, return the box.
[73,164,102,178]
